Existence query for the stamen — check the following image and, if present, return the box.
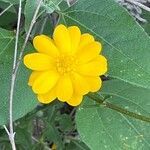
[56,54,77,74]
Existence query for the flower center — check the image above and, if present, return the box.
[56,54,77,75]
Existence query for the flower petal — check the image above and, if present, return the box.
[68,26,81,53]
[71,73,89,95]
[32,70,59,94]
[78,33,94,50]
[77,41,102,64]
[38,88,56,104]
[28,71,41,86]
[56,75,73,101]
[67,94,83,106]
[53,24,71,53]
[77,55,107,76]
[24,53,54,71]
[85,76,102,92]
[33,35,59,57]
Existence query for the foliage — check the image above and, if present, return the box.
[0,0,150,149]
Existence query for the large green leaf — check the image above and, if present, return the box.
[76,79,150,149]
[76,95,150,150]
[60,0,150,89]
[0,28,38,125]
[100,79,150,116]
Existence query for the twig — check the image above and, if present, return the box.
[3,125,10,135]
[31,136,39,143]
[0,4,13,16]
[3,1,22,150]
[9,0,22,148]
[14,0,43,74]
[4,0,43,149]
[66,0,71,7]
[13,3,22,70]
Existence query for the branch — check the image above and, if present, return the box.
[66,0,71,7]
[4,0,43,149]
[0,4,13,16]
[14,0,43,74]
[3,1,22,150]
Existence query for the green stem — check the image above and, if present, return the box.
[88,95,150,123]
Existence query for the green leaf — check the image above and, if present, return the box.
[24,0,62,32]
[56,114,73,132]
[76,96,150,150]
[0,1,16,13]
[42,0,63,13]
[76,79,150,149]
[60,0,150,89]
[0,27,38,125]
[142,10,150,35]
[65,140,90,150]
[15,128,32,149]
[0,6,17,30]
[30,14,53,38]
[100,79,150,116]
[43,123,64,150]
[24,0,40,32]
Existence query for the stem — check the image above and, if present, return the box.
[66,0,71,7]
[0,4,13,16]
[88,95,150,123]
[4,1,22,150]
[9,0,22,147]
[14,0,43,74]
[4,0,43,149]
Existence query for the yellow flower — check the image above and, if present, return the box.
[23,24,107,106]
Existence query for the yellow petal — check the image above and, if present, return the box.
[53,24,71,53]
[77,41,102,64]
[32,70,59,94]
[77,55,107,76]
[68,26,81,53]
[33,35,59,57]
[71,73,89,95]
[85,76,102,92]
[24,53,54,71]
[38,88,56,104]
[28,71,41,86]
[56,75,73,101]
[67,94,83,106]
[78,33,94,50]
